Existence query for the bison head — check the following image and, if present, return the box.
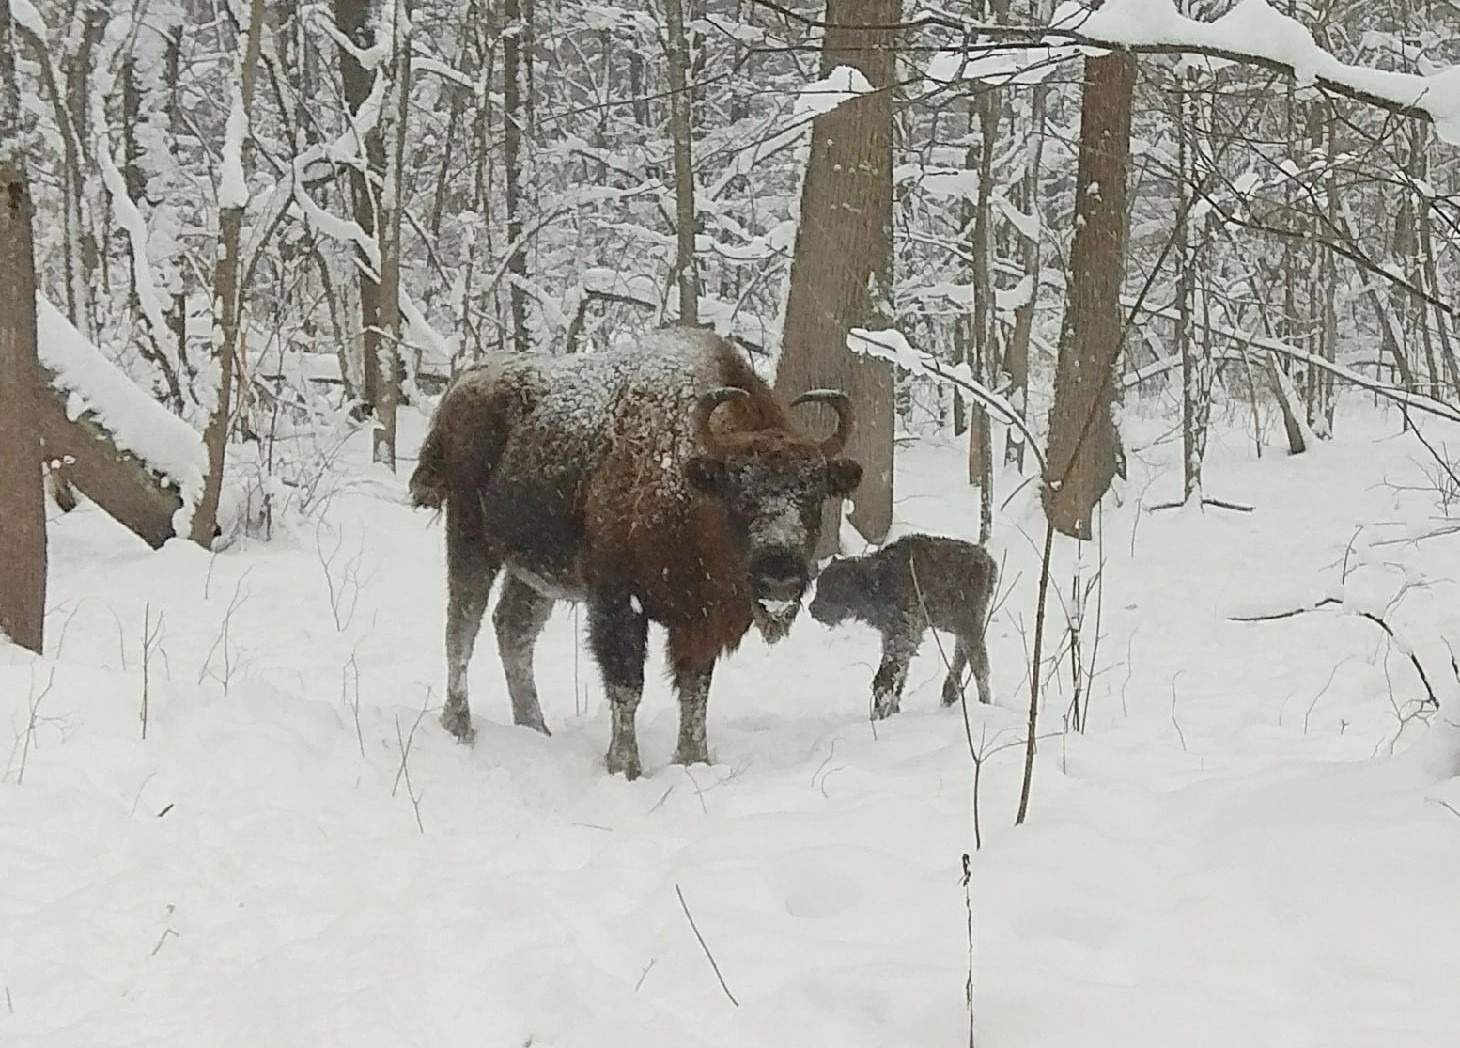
[807,555,873,629]
[685,387,863,643]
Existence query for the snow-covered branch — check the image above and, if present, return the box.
[935,0,1460,142]
[846,327,1048,472]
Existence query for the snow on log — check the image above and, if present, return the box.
[34,296,205,548]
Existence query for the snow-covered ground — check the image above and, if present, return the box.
[4,402,1460,1046]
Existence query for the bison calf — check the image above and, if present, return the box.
[809,534,995,719]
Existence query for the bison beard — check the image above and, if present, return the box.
[412,328,862,778]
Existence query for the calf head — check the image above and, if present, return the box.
[685,388,863,642]
[808,556,875,628]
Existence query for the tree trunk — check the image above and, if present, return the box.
[0,1,46,653]
[967,86,1001,542]
[1175,71,1211,503]
[777,0,898,548]
[191,0,265,545]
[1004,81,1047,473]
[1042,53,1135,540]
[373,0,412,468]
[334,0,384,405]
[664,0,698,325]
[503,0,531,350]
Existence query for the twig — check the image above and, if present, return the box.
[1232,598,1439,707]
[12,669,58,785]
[393,692,432,834]
[1016,521,1056,825]
[342,644,366,758]
[140,604,164,740]
[1170,674,1188,753]
[674,884,739,1007]
[962,853,976,1048]
[197,570,252,693]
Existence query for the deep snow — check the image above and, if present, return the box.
[4,400,1460,1046]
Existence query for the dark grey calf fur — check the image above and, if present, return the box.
[808,534,996,718]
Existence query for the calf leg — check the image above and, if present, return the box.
[871,625,918,720]
[969,627,992,705]
[442,500,499,743]
[940,639,970,707]
[493,573,555,734]
[589,593,649,779]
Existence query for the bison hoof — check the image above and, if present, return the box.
[515,714,551,737]
[440,705,476,744]
[672,743,709,767]
[605,747,642,780]
[941,687,961,708]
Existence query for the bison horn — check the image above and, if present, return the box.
[790,389,854,457]
[693,386,750,458]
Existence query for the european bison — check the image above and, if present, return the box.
[808,534,995,718]
[410,328,862,778]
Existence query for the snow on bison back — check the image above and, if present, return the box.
[411,327,864,779]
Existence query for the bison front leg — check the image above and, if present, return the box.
[443,500,500,743]
[871,627,917,721]
[667,626,720,766]
[494,574,554,734]
[589,593,649,779]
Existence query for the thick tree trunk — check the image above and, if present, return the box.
[1042,53,1135,540]
[0,3,47,652]
[777,0,898,548]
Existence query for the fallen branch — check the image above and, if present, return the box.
[1231,597,1440,708]
[674,884,739,1007]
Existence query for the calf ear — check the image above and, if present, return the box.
[826,458,863,498]
[685,457,728,495]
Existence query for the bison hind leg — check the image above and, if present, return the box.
[667,628,717,767]
[941,638,970,707]
[494,573,554,735]
[969,628,992,706]
[443,501,500,744]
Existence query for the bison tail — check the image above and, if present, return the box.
[409,425,450,509]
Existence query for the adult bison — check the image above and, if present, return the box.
[410,328,862,778]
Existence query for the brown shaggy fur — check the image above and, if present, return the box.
[412,327,862,778]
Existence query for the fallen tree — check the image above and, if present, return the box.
[35,296,205,549]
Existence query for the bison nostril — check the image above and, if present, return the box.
[753,548,811,598]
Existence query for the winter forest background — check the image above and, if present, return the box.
[5,0,1460,1044]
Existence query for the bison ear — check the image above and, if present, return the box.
[685,456,728,495]
[826,458,863,498]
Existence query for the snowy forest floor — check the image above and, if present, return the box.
[5,399,1460,1046]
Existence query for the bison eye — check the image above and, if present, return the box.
[684,457,728,495]
[826,458,863,497]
